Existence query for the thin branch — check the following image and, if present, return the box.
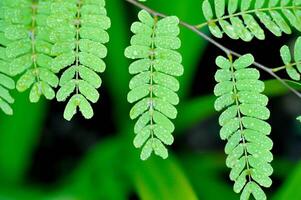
[125,0,301,98]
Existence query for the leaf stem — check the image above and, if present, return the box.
[272,66,286,72]
[272,61,301,72]
[75,0,83,95]
[30,2,40,84]
[228,54,252,183]
[125,0,301,99]
[149,15,158,141]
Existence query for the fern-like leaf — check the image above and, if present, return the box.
[279,36,301,81]
[48,0,110,120]
[0,2,17,115]
[1,0,59,103]
[202,0,301,41]
[125,10,183,160]
[214,54,273,200]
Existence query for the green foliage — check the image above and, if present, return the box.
[0,0,111,119]
[202,0,301,41]
[214,54,273,200]
[0,46,14,115]
[0,0,16,115]
[1,1,301,200]
[1,0,59,103]
[297,116,301,122]
[279,36,301,81]
[125,10,183,160]
[49,0,110,120]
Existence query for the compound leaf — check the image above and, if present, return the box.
[50,0,111,120]
[125,10,183,160]
[214,54,273,199]
[201,0,301,40]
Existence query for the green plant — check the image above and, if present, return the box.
[5,1,59,103]
[201,0,301,40]
[0,0,301,199]
[214,54,273,199]
[49,0,111,120]
[278,37,301,80]
[125,10,183,160]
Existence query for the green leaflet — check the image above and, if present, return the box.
[238,91,268,106]
[51,0,111,120]
[64,94,93,121]
[214,54,273,199]
[0,83,14,115]
[201,0,301,41]
[125,10,183,160]
[0,61,14,115]
[30,81,55,103]
[1,0,58,103]
[219,105,238,126]
[243,129,273,150]
[202,0,213,21]
[240,182,266,200]
[140,138,168,160]
[279,36,301,81]
[215,0,225,18]
[228,0,238,15]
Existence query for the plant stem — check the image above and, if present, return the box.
[149,16,158,141]
[125,0,301,99]
[228,54,252,183]
[30,2,40,84]
[75,0,83,95]
[272,61,301,72]
[272,66,286,72]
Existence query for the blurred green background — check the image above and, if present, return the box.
[0,0,301,199]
